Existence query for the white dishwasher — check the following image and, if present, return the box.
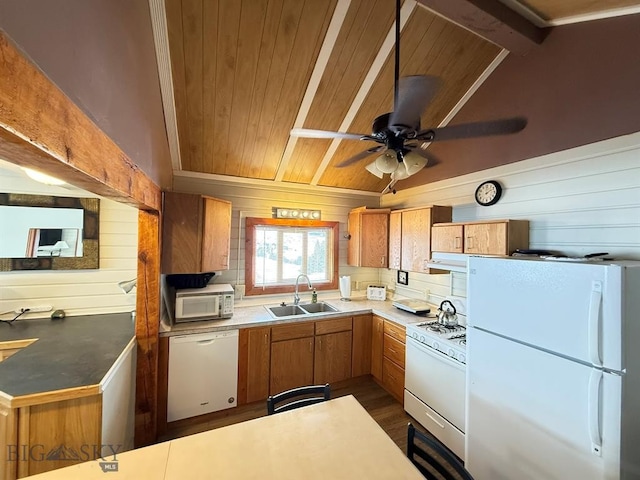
[168,330,238,422]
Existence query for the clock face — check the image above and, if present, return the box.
[475,180,502,206]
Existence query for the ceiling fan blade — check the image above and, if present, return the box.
[290,128,369,141]
[389,76,441,133]
[416,117,527,142]
[335,146,385,168]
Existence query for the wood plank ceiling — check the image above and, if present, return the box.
[163,0,640,193]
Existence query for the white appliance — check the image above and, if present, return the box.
[366,285,386,301]
[167,330,239,422]
[175,283,234,323]
[405,296,467,459]
[466,256,640,480]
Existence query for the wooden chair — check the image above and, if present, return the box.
[407,423,474,480]
[266,384,331,415]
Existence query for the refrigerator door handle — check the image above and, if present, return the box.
[588,369,602,457]
[587,281,603,367]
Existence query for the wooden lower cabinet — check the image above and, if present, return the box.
[237,327,271,404]
[371,315,405,405]
[1,394,102,479]
[371,315,384,381]
[315,331,352,384]
[270,336,314,395]
[351,314,373,377]
[382,357,405,403]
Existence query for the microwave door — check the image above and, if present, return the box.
[177,295,220,319]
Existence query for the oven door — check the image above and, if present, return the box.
[405,337,466,432]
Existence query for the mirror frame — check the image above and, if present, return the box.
[0,193,100,271]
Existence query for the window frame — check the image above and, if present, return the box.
[245,217,339,296]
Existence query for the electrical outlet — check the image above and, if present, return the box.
[14,305,53,314]
[234,285,245,300]
[424,289,430,301]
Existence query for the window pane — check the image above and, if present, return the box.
[253,225,332,287]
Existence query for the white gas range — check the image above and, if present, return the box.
[403,296,467,460]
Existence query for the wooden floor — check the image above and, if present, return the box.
[161,376,465,479]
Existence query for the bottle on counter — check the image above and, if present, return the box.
[311,288,318,303]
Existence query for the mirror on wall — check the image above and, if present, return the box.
[0,193,99,271]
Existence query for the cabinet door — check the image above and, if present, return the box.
[371,315,384,381]
[360,213,389,267]
[347,210,361,266]
[161,192,202,273]
[314,331,353,384]
[352,314,373,377]
[270,337,314,395]
[464,222,507,255]
[382,357,405,404]
[201,196,232,271]
[401,208,431,272]
[388,211,402,269]
[238,327,271,404]
[431,224,464,253]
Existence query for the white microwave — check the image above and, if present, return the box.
[174,283,234,323]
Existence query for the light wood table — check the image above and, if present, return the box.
[26,395,422,479]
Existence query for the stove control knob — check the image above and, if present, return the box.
[448,348,455,357]
[419,335,425,342]
[433,342,439,350]
[412,332,418,339]
[459,354,466,364]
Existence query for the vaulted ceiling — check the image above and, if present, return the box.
[159,0,640,193]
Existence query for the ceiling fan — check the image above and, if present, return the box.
[289,0,527,193]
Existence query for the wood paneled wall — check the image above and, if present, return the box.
[379,132,640,304]
[171,176,382,303]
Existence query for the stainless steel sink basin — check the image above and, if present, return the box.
[266,302,339,318]
[267,305,307,317]
[298,302,338,314]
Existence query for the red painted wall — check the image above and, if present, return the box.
[400,13,640,189]
[0,0,172,188]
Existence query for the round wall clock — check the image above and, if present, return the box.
[475,180,502,206]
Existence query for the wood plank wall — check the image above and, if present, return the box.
[0,170,138,317]
[379,132,640,305]
[170,176,382,304]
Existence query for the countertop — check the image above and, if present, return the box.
[160,295,436,337]
[0,312,135,406]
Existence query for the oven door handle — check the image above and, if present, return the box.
[406,336,465,371]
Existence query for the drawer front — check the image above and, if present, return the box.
[382,357,405,404]
[271,322,315,341]
[383,334,405,368]
[383,320,405,344]
[315,316,352,335]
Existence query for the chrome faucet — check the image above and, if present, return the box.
[294,274,313,305]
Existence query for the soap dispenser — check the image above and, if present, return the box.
[311,288,318,303]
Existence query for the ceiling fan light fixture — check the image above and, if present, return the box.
[365,162,384,179]
[375,151,398,174]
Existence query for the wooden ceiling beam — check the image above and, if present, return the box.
[0,31,161,211]
[416,0,548,55]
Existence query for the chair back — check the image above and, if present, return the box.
[407,423,474,480]
[267,384,331,415]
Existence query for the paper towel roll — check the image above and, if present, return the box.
[339,276,351,300]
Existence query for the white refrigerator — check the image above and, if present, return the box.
[466,256,640,480]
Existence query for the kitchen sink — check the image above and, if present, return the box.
[266,302,339,318]
[267,305,307,317]
[298,302,338,314]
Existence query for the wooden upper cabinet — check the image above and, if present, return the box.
[431,220,529,256]
[162,192,232,273]
[431,224,464,253]
[347,207,390,267]
[398,206,452,273]
[388,211,402,270]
